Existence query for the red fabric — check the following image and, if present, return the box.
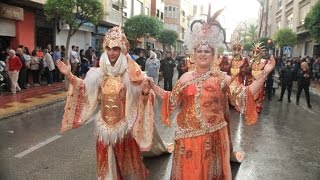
[36,51,44,58]
[8,56,23,71]
[245,87,258,125]
[161,92,171,127]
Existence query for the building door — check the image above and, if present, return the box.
[36,27,54,50]
[313,45,320,57]
[0,36,10,50]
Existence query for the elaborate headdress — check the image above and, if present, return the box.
[251,42,266,58]
[103,26,130,54]
[231,39,243,53]
[185,9,226,50]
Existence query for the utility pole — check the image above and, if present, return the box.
[119,0,125,26]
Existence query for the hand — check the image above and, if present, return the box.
[141,78,151,94]
[56,59,71,77]
[263,55,275,75]
[146,77,155,87]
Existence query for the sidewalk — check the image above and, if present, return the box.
[0,83,67,120]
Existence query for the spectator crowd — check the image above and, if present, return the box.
[0,44,98,94]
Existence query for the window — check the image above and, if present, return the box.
[157,9,160,18]
[181,27,185,39]
[165,7,167,11]
[193,5,197,15]
[182,10,185,17]
[200,5,204,14]
[112,0,120,11]
[276,21,281,30]
[145,7,149,15]
[278,0,282,9]
[164,6,178,18]
[286,14,293,29]
[299,4,310,25]
[133,0,142,16]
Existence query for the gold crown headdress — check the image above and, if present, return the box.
[103,26,130,54]
[251,42,266,58]
[185,9,226,51]
[231,38,243,52]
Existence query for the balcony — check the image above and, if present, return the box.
[296,25,309,36]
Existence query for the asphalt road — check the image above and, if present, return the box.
[0,86,319,180]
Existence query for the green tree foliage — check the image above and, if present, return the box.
[243,43,253,52]
[44,0,104,57]
[304,1,320,43]
[246,24,258,42]
[158,29,178,50]
[218,46,225,54]
[124,15,163,41]
[274,28,297,48]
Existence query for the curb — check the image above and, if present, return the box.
[0,97,66,121]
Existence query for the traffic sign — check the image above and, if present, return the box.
[283,46,292,55]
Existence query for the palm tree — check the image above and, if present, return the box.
[246,24,258,41]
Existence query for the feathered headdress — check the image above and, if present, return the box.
[251,42,266,58]
[103,26,130,54]
[185,9,226,50]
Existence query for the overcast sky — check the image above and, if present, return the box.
[195,0,261,41]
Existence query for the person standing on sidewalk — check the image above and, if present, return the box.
[43,49,55,85]
[16,48,27,89]
[69,45,79,76]
[160,51,176,91]
[296,62,312,108]
[53,46,62,82]
[312,58,319,81]
[30,50,40,86]
[23,47,31,87]
[135,50,147,71]
[278,60,295,102]
[7,49,22,94]
[145,50,160,83]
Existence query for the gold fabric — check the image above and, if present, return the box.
[101,74,126,127]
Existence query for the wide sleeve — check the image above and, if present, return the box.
[228,79,258,125]
[61,68,102,133]
[161,81,183,127]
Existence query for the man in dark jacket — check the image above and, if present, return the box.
[160,51,176,91]
[266,69,275,100]
[278,60,295,102]
[135,51,146,71]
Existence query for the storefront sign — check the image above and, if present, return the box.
[97,26,109,34]
[0,3,24,21]
[76,19,95,32]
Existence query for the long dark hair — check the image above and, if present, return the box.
[24,47,30,55]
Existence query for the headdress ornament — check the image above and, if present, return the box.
[185,9,226,50]
[103,26,130,54]
[231,38,243,52]
[251,42,266,58]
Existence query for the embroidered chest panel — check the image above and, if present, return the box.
[230,60,243,77]
[251,62,265,79]
[176,73,226,138]
[101,75,126,127]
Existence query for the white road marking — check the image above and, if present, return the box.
[300,105,316,115]
[14,135,62,158]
